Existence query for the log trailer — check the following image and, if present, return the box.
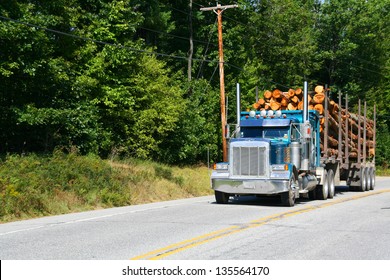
[211,82,376,206]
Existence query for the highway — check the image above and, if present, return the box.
[1,177,390,260]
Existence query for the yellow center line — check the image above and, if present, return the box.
[131,226,240,260]
[131,189,390,260]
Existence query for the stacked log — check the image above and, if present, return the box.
[252,86,375,160]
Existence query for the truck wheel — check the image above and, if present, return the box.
[367,168,375,190]
[364,168,369,191]
[281,174,297,207]
[215,191,230,204]
[356,168,367,192]
[327,169,335,199]
[315,170,328,200]
[369,168,375,190]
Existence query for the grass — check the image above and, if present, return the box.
[376,167,390,176]
[0,151,212,223]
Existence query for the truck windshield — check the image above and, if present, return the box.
[241,127,289,139]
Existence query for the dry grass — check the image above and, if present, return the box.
[0,153,212,223]
[110,161,212,205]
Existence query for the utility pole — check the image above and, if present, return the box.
[200,3,238,162]
[188,0,193,82]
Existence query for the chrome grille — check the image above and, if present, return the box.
[232,146,267,176]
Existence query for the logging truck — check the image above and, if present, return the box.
[211,82,376,206]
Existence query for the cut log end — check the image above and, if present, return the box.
[270,101,281,111]
[272,89,282,99]
[315,85,324,94]
[264,90,272,100]
[313,93,325,104]
[287,103,297,110]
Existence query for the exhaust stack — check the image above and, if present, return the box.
[236,83,241,137]
[303,81,309,122]
[301,81,310,171]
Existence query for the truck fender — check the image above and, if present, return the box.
[316,166,326,185]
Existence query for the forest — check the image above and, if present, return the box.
[1,0,390,166]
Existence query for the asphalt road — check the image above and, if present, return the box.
[1,177,390,260]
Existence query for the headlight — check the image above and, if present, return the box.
[214,163,229,171]
[270,164,290,179]
[271,164,289,171]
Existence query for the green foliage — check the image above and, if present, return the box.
[376,132,390,168]
[0,151,130,220]
[0,152,211,222]
[0,0,390,164]
[154,165,184,186]
[159,79,221,164]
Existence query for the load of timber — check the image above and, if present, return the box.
[252,86,375,160]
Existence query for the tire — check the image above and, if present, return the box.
[327,169,335,199]
[356,168,367,192]
[281,174,297,207]
[215,191,230,204]
[370,169,376,190]
[315,170,328,200]
[368,168,375,191]
[364,168,369,191]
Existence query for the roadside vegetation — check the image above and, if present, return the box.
[0,151,212,223]
[376,168,390,176]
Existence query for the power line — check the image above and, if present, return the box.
[138,26,217,47]
[347,53,387,68]
[0,14,253,91]
[340,61,384,77]
[196,18,218,79]
[0,15,219,64]
[322,53,385,77]
[2,14,381,95]
[202,63,220,95]
[196,1,387,78]
[169,5,215,25]
[0,14,248,78]
[193,1,245,27]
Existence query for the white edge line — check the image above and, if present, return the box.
[0,198,212,236]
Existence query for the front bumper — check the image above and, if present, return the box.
[211,172,290,195]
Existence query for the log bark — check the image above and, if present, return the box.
[314,104,324,114]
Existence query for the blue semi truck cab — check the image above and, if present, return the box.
[211,109,327,206]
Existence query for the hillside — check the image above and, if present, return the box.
[0,152,212,223]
